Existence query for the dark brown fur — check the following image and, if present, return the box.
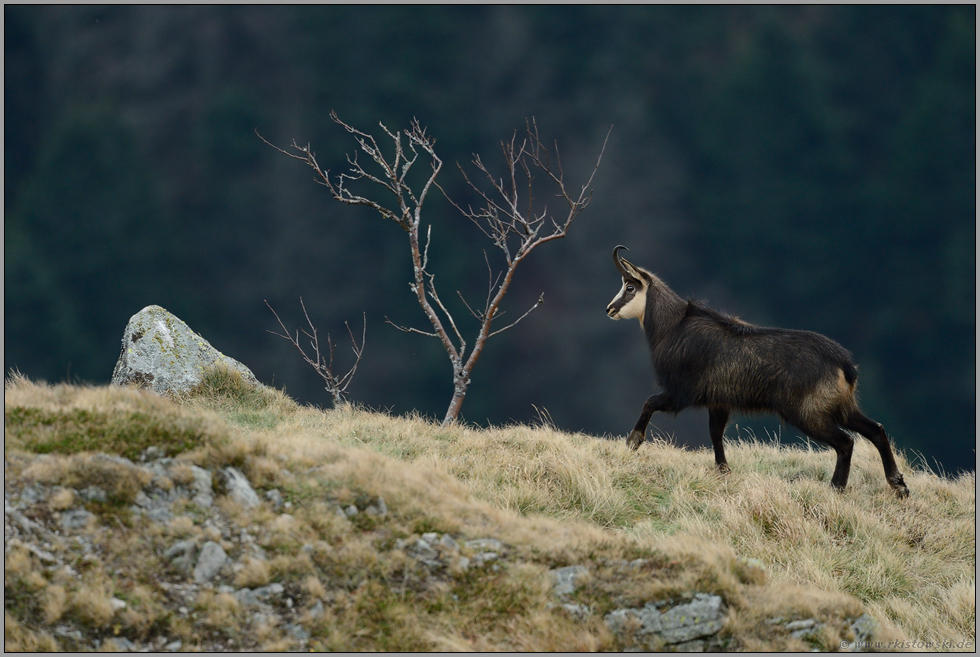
[606,246,909,497]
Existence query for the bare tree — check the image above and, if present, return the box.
[260,114,609,424]
[265,298,365,407]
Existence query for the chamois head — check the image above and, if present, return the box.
[606,245,650,322]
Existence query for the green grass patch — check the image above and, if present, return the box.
[4,406,214,460]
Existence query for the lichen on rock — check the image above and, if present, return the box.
[111,305,259,395]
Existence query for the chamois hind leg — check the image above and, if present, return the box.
[708,407,731,473]
[843,411,910,498]
[627,393,678,451]
[794,419,855,491]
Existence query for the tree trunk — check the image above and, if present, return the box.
[442,386,468,425]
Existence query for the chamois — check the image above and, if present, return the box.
[606,245,909,497]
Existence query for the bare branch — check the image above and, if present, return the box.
[265,299,365,407]
[488,293,544,338]
[384,316,439,338]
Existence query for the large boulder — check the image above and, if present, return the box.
[111,305,259,395]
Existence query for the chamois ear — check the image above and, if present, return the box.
[613,245,644,281]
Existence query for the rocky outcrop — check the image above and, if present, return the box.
[605,593,728,651]
[110,305,259,395]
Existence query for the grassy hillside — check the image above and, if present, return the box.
[4,370,975,651]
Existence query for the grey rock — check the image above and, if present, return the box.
[471,551,498,566]
[265,489,283,510]
[361,495,387,517]
[193,541,228,583]
[60,508,94,531]
[785,619,816,632]
[409,538,440,564]
[18,483,48,506]
[605,594,726,649]
[220,467,260,509]
[562,603,592,619]
[850,613,878,645]
[309,599,325,618]
[550,565,589,596]
[284,623,311,642]
[105,637,138,652]
[164,640,182,652]
[236,583,285,608]
[54,624,83,641]
[141,446,164,462]
[344,504,359,517]
[165,539,198,573]
[465,538,503,552]
[132,489,174,524]
[111,305,259,395]
[235,588,264,608]
[188,465,213,508]
[421,532,439,544]
[78,486,108,503]
[254,583,285,598]
[438,534,459,551]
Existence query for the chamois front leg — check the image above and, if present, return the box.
[627,393,676,451]
[708,407,731,473]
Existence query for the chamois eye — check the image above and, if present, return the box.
[626,284,635,293]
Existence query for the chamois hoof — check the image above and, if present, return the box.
[891,478,910,499]
[717,463,731,475]
[626,430,645,451]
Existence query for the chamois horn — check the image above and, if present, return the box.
[613,245,630,277]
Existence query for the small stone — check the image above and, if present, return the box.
[255,583,285,598]
[265,489,283,510]
[79,486,108,503]
[164,640,182,652]
[562,602,592,619]
[344,505,358,517]
[550,565,589,596]
[464,538,503,552]
[188,466,213,508]
[220,468,260,509]
[421,533,439,544]
[785,619,817,632]
[60,508,94,531]
[309,599,325,618]
[111,597,128,612]
[141,446,164,462]
[410,539,440,562]
[472,552,498,566]
[164,539,197,573]
[439,534,459,551]
[850,613,878,643]
[106,637,138,652]
[284,623,310,642]
[193,541,228,583]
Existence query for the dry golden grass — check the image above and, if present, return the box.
[4,371,975,651]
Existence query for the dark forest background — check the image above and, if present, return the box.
[5,6,975,474]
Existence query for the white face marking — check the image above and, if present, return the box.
[607,279,647,322]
